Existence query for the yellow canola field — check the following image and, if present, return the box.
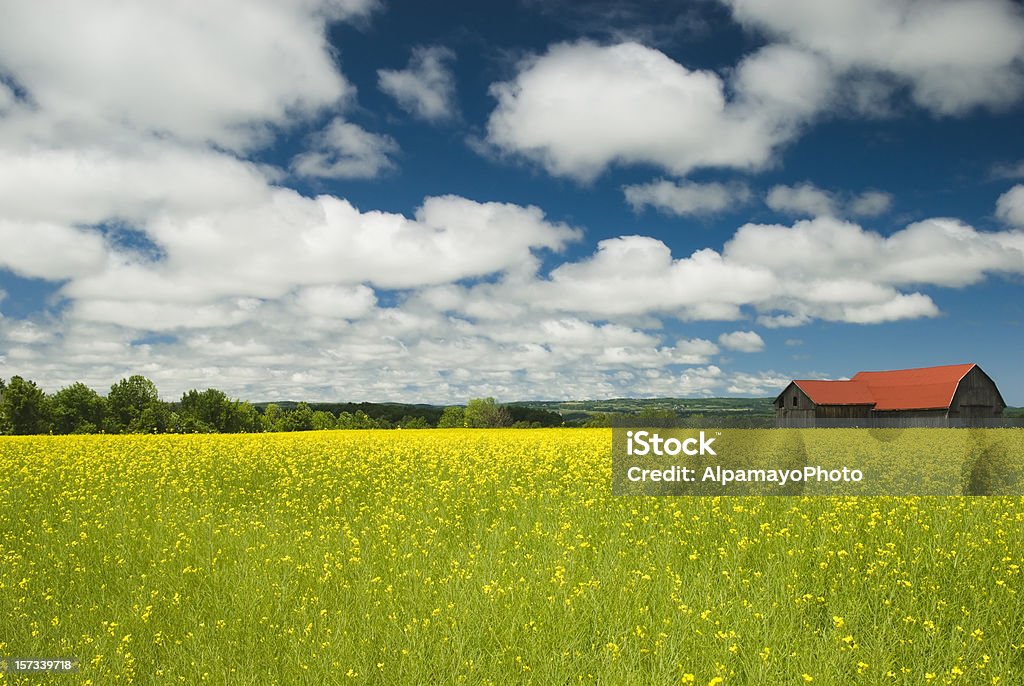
[1,429,1023,685]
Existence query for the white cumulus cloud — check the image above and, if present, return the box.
[443,214,1024,330]
[718,330,765,352]
[378,46,458,122]
[722,0,1024,115]
[624,180,751,216]
[848,190,893,217]
[0,0,376,151]
[291,119,399,179]
[0,221,110,280]
[766,183,837,217]
[486,41,831,181]
[996,185,1024,226]
[61,193,582,318]
[293,285,378,320]
[766,182,893,218]
[0,144,276,225]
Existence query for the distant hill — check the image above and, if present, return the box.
[507,397,776,425]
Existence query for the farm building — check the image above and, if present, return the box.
[775,363,1006,427]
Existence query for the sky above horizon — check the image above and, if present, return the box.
[1,0,1023,404]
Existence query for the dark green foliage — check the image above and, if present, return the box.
[464,397,513,428]
[108,375,161,433]
[336,410,377,429]
[311,410,337,431]
[437,406,465,428]
[177,388,261,433]
[232,402,262,433]
[0,378,10,435]
[0,376,51,435]
[260,404,283,432]
[255,401,443,426]
[172,413,215,434]
[506,405,562,427]
[134,402,173,433]
[179,388,230,432]
[51,382,107,434]
[398,415,430,429]
[581,412,630,428]
[279,402,314,432]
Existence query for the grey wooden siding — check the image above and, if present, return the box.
[950,366,1006,417]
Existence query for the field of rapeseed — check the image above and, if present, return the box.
[1,429,1023,685]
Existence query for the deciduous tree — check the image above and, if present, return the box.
[1,376,52,435]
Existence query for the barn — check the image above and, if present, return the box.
[774,363,1006,427]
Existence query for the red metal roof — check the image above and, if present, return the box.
[792,380,874,405]
[790,364,976,411]
[852,364,975,410]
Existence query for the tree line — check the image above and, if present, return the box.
[0,375,563,435]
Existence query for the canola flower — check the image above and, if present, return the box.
[0,429,1022,685]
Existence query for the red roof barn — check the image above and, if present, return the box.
[775,363,1006,426]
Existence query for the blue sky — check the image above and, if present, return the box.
[0,0,1023,404]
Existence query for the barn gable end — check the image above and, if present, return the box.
[949,365,1007,419]
[774,382,816,422]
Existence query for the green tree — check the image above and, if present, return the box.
[280,403,315,432]
[437,406,465,428]
[51,382,107,434]
[0,376,52,434]
[464,398,512,428]
[0,377,10,434]
[178,388,258,433]
[582,412,613,428]
[311,410,337,431]
[172,412,214,433]
[233,402,262,433]
[108,375,162,432]
[338,410,376,429]
[399,415,429,429]
[261,404,283,432]
[179,388,226,431]
[134,402,172,433]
